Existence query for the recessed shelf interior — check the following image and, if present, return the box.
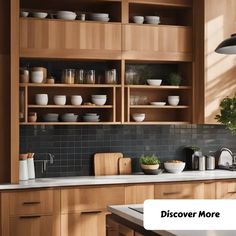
[20,59,122,84]
[20,0,121,22]
[129,3,192,26]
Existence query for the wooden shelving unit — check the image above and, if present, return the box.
[18,0,194,126]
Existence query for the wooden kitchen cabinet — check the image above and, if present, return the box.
[10,215,56,236]
[216,181,236,199]
[122,24,192,61]
[61,186,125,213]
[61,211,106,236]
[155,181,215,199]
[125,184,154,204]
[1,189,60,236]
[61,186,125,236]
[20,19,122,60]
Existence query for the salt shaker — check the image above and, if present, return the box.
[206,152,215,170]
[199,155,206,171]
[19,154,29,181]
[27,153,35,179]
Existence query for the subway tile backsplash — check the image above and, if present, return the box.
[20,125,236,178]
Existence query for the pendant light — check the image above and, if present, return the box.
[215,33,236,54]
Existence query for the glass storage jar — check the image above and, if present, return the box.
[62,69,75,84]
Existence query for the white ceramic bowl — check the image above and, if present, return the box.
[61,114,78,122]
[168,96,180,106]
[71,95,83,105]
[31,71,44,83]
[53,95,66,105]
[164,162,186,173]
[35,94,48,105]
[145,16,160,24]
[92,97,107,106]
[132,113,145,122]
[32,12,48,19]
[85,113,98,116]
[133,16,144,24]
[57,11,76,20]
[147,79,162,86]
[20,11,29,17]
[43,113,59,122]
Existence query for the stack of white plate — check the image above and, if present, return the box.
[43,113,59,122]
[90,13,110,22]
[61,113,78,122]
[83,113,100,122]
[56,11,77,20]
[145,16,160,24]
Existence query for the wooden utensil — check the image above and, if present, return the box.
[119,157,132,175]
[94,153,123,176]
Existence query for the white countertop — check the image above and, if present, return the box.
[108,204,236,236]
[1,170,236,190]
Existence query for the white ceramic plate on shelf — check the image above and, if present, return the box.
[150,102,166,106]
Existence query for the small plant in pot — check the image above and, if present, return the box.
[167,73,182,86]
[140,154,160,175]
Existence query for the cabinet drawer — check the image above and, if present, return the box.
[10,190,53,216]
[155,182,205,199]
[216,181,236,199]
[10,215,54,236]
[61,186,125,213]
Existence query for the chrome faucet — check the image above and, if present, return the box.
[34,153,55,173]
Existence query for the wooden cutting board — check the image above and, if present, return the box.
[94,153,123,176]
[119,157,132,175]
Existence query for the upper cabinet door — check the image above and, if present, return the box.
[20,19,122,60]
[122,24,192,61]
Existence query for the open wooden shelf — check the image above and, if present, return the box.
[130,105,189,109]
[20,83,121,88]
[124,121,190,125]
[28,105,113,109]
[20,122,121,125]
[126,85,191,89]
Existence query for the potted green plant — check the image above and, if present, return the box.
[167,72,182,86]
[139,154,160,175]
[215,93,236,134]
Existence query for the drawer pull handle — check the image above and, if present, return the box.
[20,215,41,219]
[163,191,181,195]
[23,201,41,205]
[81,210,102,214]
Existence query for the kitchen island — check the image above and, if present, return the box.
[108,204,236,236]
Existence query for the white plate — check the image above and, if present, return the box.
[150,102,166,106]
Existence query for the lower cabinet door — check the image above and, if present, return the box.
[10,215,55,236]
[61,211,106,236]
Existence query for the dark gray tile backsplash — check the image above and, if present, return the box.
[20,125,236,178]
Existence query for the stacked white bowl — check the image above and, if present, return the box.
[132,113,145,122]
[168,96,180,106]
[32,12,48,19]
[35,94,48,105]
[91,95,107,106]
[61,113,78,122]
[90,13,109,22]
[147,79,162,86]
[56,11,77,20]
[145,16,160,24]
[43,113,59,122]
[132,16,144,24]
[53,95,66,105]
[71,95,83,105]
[83,113,100,122]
